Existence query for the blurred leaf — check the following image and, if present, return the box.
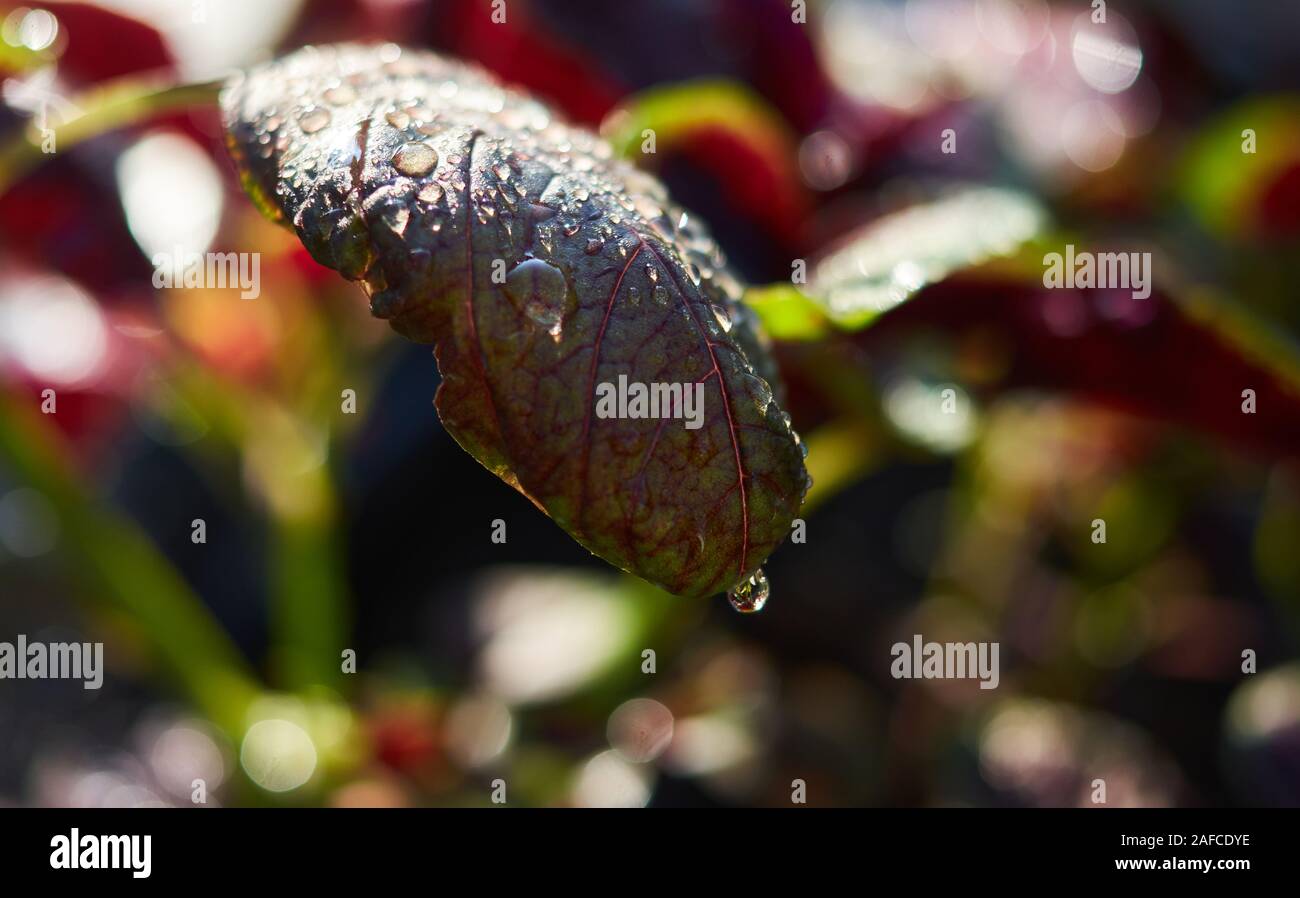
[602,79,808,245]
[1180,95,1300,241]
[771,184,1300,461]
[222,44,809,598]
[743,283,830,341]
[799,185,1049,333]
[433,0,625,124]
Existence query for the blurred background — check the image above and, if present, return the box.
[0,0,1298,808]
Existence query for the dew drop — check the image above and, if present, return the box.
[711,302,733,333]
[584,238,603,255]
[728,568,770,614]
[386,109,411,130]
[393,142,438,177]
[324,84,356,105]
[504,258,572,340]
[298,107,331,134]
[418,182,444,204]
[381,205,410,237]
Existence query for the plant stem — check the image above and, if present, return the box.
[0,72,223,196]
[0,391,260,734]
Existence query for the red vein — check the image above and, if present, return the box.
[576,242,644,529]
[641,238,750,579]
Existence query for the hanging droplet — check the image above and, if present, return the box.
[392,142,438,177]
[711,302,733,333]
[728,568,770,614]
[298,107,331,134]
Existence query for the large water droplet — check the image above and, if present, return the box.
[298,107,331,134]
[393,142,438,177]
[728,569,769,614]
[324,84,356,105]
[710,302,733,333]
[504,258,571,339]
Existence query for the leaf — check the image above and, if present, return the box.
[804,185,1050,331]
[1179,96,1300,241]
[221,44,809,599]
[602,80,809,246]
[786,185,1300,461]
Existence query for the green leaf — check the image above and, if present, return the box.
[803,184,1049,331]
[784,184,1300,461]
[221,44,809,599]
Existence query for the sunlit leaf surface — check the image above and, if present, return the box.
[221,44,809,598]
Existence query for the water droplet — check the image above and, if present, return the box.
[652,285,669,305]
[493,162,512,182]
[711,302,733,333]
[298,107,331,134]
[381,205,410,237]
[418,182,444,204]
[393,142,438,177]
[386,110,411,130]
[324,84,356,105]
[645,265,659,283]
[728,569,769,613]
[504,258,572,339]
[585,238,603,255]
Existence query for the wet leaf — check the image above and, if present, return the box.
[221,44,809,599]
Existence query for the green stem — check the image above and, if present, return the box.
[0,72,222,196]
[165,363,350,693]
[0,391,260,733]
